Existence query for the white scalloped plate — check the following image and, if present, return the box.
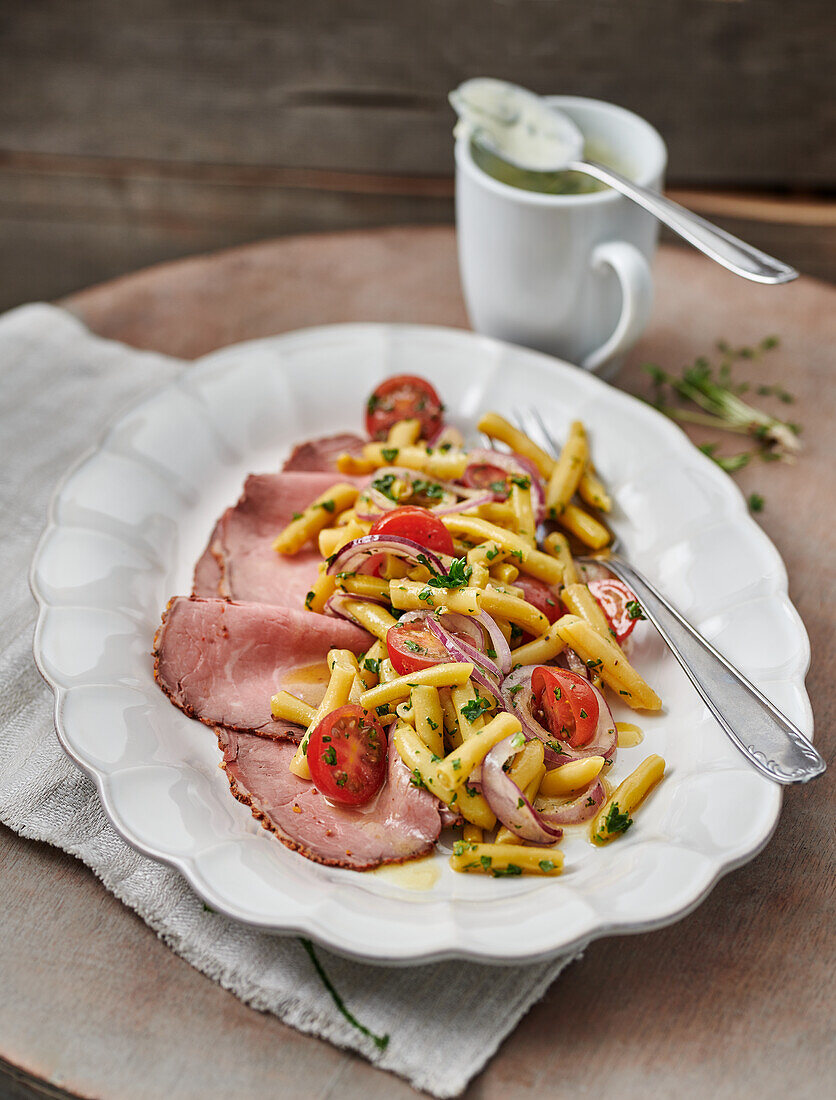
[31,324,813,965]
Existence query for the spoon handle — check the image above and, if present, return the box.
[600,555,824,784]
[571,159,798,285]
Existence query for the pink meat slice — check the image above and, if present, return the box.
[207,471,365,608]
[282,433,366,473]
[154,596,370,734]
[192,521,223,597]
[218,727,441,869]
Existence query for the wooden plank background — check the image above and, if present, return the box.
[0,0,834,309]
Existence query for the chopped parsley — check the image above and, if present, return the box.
[363,657,381,674]
[453,840,475,856]
[625,600,645,621]
[510,730,525,749]
[485,546,500,561]
[587,658,603,670]
[304,590,315,609]
[517,797,524,808]
[417,555,473,590]
[409,769,426,789]
[319,499,336,513]
[417,587,433,603]
[538,859,556,873]
[426,717,439,730]
[579,708,588,719]
[510,474,531,489]
[553,686,562,700]
[492,864,523,878]
[487,647,497,660]
[602,801,633,837]
[335,773,348,788]
[375,704,390,716]
[371,473,399,501]
[321,746,337,766]
[748,492,765,513]
[292,511,303,520]
[402,639,424,653]
[461,696,492,722]
[381,447,399,463]
[508,683,524,701]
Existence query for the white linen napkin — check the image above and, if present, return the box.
[0,303,577,1098]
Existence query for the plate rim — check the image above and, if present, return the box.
[29,321,812,965]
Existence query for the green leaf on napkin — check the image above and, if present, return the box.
[300,938,390,1051]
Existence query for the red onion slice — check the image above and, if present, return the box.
[537,778,606,827]
[501,665,617,765]
[324,590,390,623]
[475,611,513,676]
[480,734,563,844]
[326,535,445,577]
[426,615,501,682]
[561,647,590,679]
[463,448,547,522]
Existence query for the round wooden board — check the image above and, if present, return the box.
[2,229,833,1099]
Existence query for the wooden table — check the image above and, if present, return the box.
[2,229,833,1099]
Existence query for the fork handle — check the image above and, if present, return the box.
[603,556,824,784]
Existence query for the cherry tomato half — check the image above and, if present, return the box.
[306,703,388,806]
[461,462,513,500]
[370,505,455,556]
[514,575,564,625]
[386,620,453,676]
[365,375,444,442]
[587,578,644,644]
[531,667,599,748]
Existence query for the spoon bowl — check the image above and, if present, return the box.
[451,79,798,284]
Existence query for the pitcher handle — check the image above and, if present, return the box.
[581,241,654,373]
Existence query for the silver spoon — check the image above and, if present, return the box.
[451,80,798,285]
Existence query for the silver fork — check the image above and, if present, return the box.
[514,407,825,786]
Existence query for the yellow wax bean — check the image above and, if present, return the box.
[336,598,398,643]
[318,521,366,558]
[411,685,444,758]
[592,754,666,844]
[480,588,550,636]
[378,658,400,684]
[386,418,422,447]
[356,640,386,689]
[336,453,376,476]
[303,573,337,614]
[579,463,612,512]
[477,412,555,479]
[468,562,490,588]
[492,562,520,585]
[561,583,615,642]
[555,615,661,710]
[441,515,532,559]
[543,531,576,585]
[510,621,566,666]
[392,723,495,829]
[462,823,483,844]
[361,443,468,480]
[559,503,611,550]
[515,548,565,587]
[273,483,359,555]
[337,574,391,601]
[510,482,536,545]
[438,687,462,747]
[270,691,317,727]
[395,699,416,725]
[545,421,588,518]
[359,663,474,710]
[450,681,489,740]
[388,579,482,616]
[476,502,518,526]
[540,756,605,797]
[450,842,563,876]
[467,542,506,568]
[436,714,523,791]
